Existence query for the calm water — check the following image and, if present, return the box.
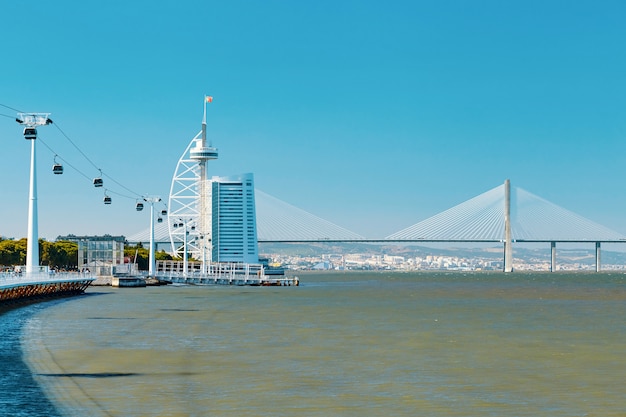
[4,272,626,416]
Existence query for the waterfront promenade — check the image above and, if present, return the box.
[0,272,94,304]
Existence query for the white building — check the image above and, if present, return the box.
[57,234,127,276]
[210,173,259,264]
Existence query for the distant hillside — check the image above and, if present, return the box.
[258,242,626,266]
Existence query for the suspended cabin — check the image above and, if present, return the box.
[136,202,144,211]
[23,128,37,140]
[161,209,167,216]
[52,164,63,174]
[94,178,103,187]
[104,196,112,204]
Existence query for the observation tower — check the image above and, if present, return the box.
[168,96,218,261]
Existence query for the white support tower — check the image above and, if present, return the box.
[141,196,162,277]
[503,179,513,272]
[168,96,217,260]
[17,112,52,275]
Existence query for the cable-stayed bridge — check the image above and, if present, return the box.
[127,180,626,272]
[254,190,365,241]
[385,183,625,243]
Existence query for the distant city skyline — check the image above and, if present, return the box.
[1,1,625,241]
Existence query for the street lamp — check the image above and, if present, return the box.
[16,113,52,275]
[137,196,163,277]
[198,233,210,274]
[173,219,195,277]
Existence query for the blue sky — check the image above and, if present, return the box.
[1,0,625,241]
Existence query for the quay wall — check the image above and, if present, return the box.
[0,273,94,305]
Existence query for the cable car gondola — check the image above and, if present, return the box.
[157,217,163,223]
[161,209,167,216]
[104,195,112,204]
[94,169,103,187]
[52,156,63,174]
[23,128,37,140]
[136,202,144,211]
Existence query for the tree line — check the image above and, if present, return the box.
[123,242,174,270]
[0,238,174,271]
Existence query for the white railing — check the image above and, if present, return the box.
[0,271,94,287]
[155,260,266,279]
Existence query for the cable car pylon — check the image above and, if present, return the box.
[16,112,53,274]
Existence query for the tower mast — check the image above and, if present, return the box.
[193,96,217,262]
[503,179,513,272]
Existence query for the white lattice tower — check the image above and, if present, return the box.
[168,96,217,260]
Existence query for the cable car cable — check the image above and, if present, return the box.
[39,138,96,183]
[105,188,137,200]
[101,171,143,198]
[3,102,158,205]
[52,121,143,197]
[0,103,24,113]
[40,137,141,201]
[52,122,102,173]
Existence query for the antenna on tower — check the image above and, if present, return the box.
[190,95,218,161]
[202,95,213,146]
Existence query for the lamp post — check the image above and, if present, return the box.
[183,223,188,277]
[138,196,162,277]
[16,113,52,275]
[198,234,207,274]
[173,219,194,277]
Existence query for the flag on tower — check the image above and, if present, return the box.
[206,96,213,103]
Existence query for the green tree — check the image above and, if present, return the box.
[124,244,149,271]
[0,238,27,266]
[155,249,173,261]
[41,240,78,270]
[0,239,82,269]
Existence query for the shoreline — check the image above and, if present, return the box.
[0,301,64,417]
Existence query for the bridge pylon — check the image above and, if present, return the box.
[504,179,513,272]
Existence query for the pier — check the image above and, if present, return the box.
[162,274,299,286]
[155,260,299,286]
[0,272,94,304]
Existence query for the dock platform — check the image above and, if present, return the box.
[0,272,95,304]
[160,274,299,286]
[155,260,299,286]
